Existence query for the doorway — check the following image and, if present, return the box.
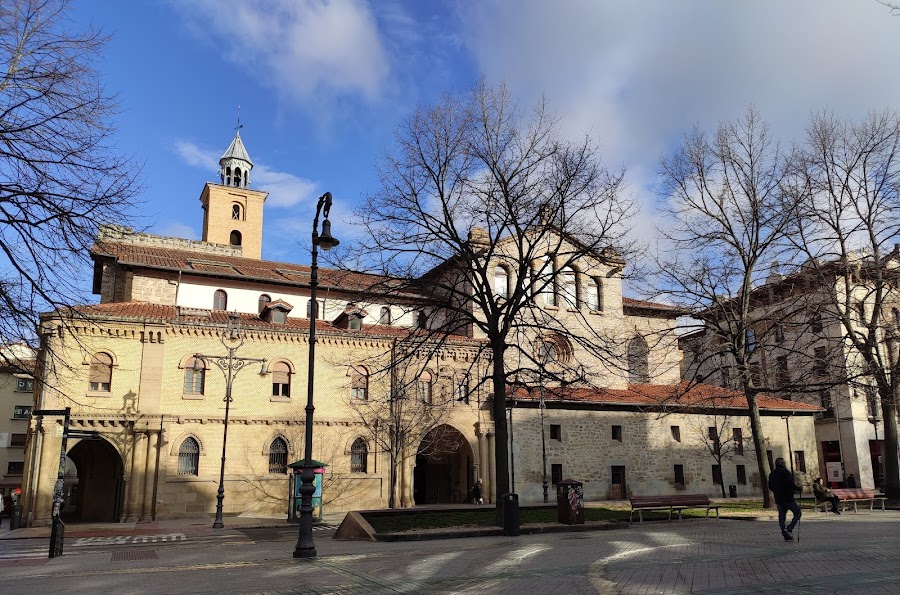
[413,425,473,505]
[64,438,125,522]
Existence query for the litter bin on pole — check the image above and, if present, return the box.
[556,480,585,525]
[502,493,520,536]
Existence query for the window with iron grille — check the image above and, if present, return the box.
[184,358,205,395]
[88,352,113,392]
[733,428,744,455]
[178,437,200,476]
[551,463,563,485]
[271,362,291,398]
[351,438,368,473]
[268,438,288,474]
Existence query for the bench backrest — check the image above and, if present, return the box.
[831,488,875,499]
[631,494,711,507]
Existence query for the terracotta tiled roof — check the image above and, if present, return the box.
[61,302,474,342]
[510,381,821,413]
[91,241,419,296]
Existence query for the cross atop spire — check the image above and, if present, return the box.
[235,105,243,133]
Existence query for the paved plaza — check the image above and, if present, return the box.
[0,511,898,593]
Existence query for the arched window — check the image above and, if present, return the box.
[494,266,510,299]
[627,336,650,384]
[587,277,603,311]
[351,367,368,400]
[379,306,392,325]
[268,437,288,474]
[229,230,242,246]
[417,311,427,329]
[271,362,291,398]
[234,167,242,188]
[560,266,577,308]
[417,370,433,403]
[350,438,368,473]
[213,289,228,311]
[88,352,113,392]
[258,294,271,314]
[225,166,232,186]
[231,203,242,220]
[454,374,470,404]
[306,299,321,319]
[184,357,205,395]
[540,258,557,306]
[178,437,200,476]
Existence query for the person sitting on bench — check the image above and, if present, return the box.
[813,477,841,515]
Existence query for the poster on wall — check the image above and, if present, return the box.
[826,461,844,482]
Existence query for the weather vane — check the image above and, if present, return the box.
[235,106,243,132]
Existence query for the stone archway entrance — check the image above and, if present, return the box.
[413,425,473,505]
[64,438,125,522]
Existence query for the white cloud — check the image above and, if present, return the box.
[173,140,318,208]
[155,221,198,240]
[171,0,389,102]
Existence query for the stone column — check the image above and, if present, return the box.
[124,430,146,522]
[35,424,60,524]
[141,430,160,521]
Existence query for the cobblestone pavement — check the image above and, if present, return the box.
[0,512,898,593]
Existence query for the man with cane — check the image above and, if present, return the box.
[768,457,802,541]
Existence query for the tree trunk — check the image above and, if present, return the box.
[491,346,510,524]
[879,392,900,499]
[746,392,772,508]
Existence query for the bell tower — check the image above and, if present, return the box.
[200,127,268,259]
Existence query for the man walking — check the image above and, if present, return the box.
[768,457,801,541]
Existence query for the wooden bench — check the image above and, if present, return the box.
[629,494,721,524]
[813,488,886,512]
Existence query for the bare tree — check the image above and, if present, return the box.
[689,412,747,498]
[786,109,900,498]
[0,0,140,354]
[654,108,799,508]
[344,340,468,508]
[345,80,631,522]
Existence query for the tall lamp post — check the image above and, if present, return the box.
[781,414,794,475]
[194,312,267,529]
[538,343,551,504]
[294,192,339,559]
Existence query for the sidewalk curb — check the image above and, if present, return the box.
[376,520,625,542]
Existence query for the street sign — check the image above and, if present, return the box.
[32,409,69,416]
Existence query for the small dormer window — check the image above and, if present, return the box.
[273,310,287,325]
[349,315,363,330]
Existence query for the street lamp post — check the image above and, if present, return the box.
[294,192,339,559]
[538,348,550,504]
[194,312,267,529]
[781,414,794,475]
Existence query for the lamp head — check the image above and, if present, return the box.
[318,219,340,251]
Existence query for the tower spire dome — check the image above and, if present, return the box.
[219,126,253,188]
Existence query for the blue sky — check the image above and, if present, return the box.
[71,0,900,265]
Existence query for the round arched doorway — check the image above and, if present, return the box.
[413,424,473,505]
[64,438,125,522]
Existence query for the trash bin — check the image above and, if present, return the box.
[9,504,21,530]
[556,480,585,525]
[729,485,737,498]
[502,492,520,536]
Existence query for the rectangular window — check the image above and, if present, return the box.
[183,369,205,395]
[733,428,744,455]
[13,405,31,419]
[721,366,731,388]
[865,386,879,419]
[674,464,685,486]
[776,356,789,388]
[708,427,720,450]
[611,425,622,442]
[794,451,806,473]
[15,378,33,392]
[454,377,469,404]
[774,323,784,344]
[814,346,828,376]
[10,433,27,448]
[671,425,681,442]
[550,424,561,441]
[736,464,747,485]
[6,461,24,475]
[611,465,626,486]
[712,464,723,485]
[551,463,563,485]
[811,313,823,333]
[819,390,833,414]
